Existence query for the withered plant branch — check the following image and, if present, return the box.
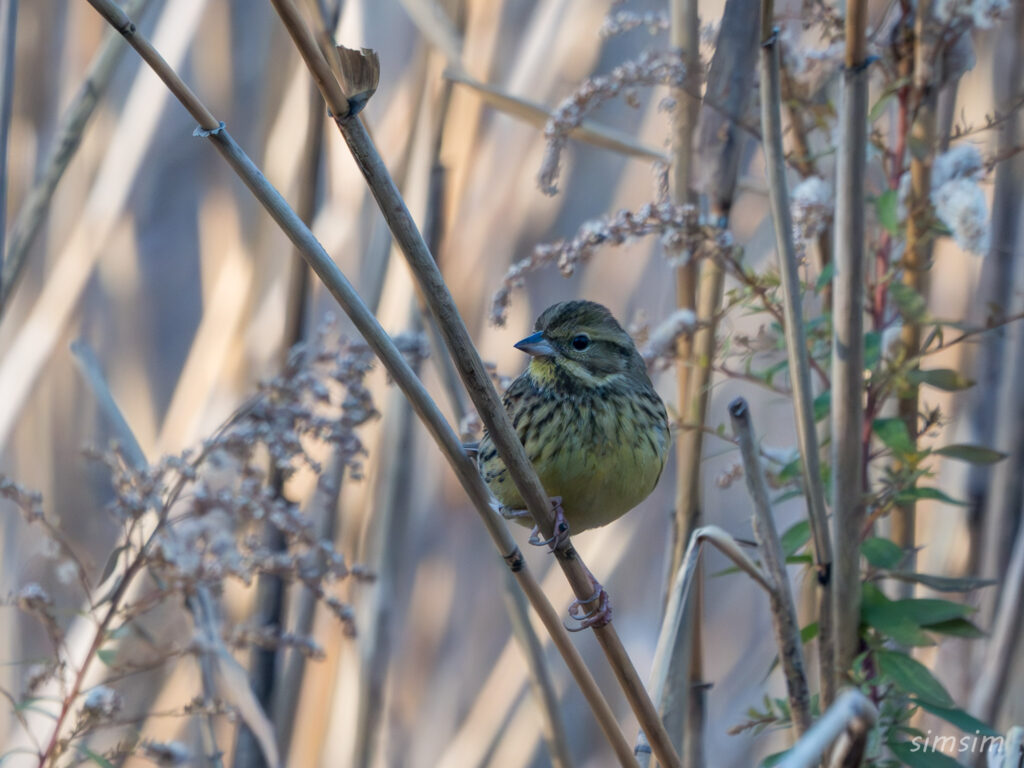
[831,0,869,690]
[267,3,679,765]
[0,0,155,317]
[757,2,835,710]
[81,2,641,763]
[67,341,226,768]
[729,397,811,736]
[775,689,877,768]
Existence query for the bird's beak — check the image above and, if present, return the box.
[514,331,557,358]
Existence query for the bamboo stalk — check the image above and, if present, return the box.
[775,690,877,768]
[80,3,639,762]
[831,0,869,687]
[0,0,155,316]
[756,0,835,708]
[729,397,812,736]
[263,3,680,764]
[894,0,938,597]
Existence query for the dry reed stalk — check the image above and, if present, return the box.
[775,690,877,768]
[831,0,869,687]
[443,69,668,163]
[0,0,205,451]
[969,495,1024,724]
[664,0,701,758]
[756,0,835,709]
[265,3,680,764]
[0,0,155,316]
[729,398,812,736]
[893,0,939,596]
[665,0,759,761]
[81,2,639,763]
[0,0,17,289]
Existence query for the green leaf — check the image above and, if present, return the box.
[813,390,831,422]
[862,585,935,647]
[761,750,789,767]
[75,748,116,768]
[873,417,916,456]
[888,739,964,767]
[801,622,819,643]
[869,90,896,123]
[875,189,901,235]
[934,444,1007,464]
[815,261,834,293]
[96,648,117,667]
[883,572,997,592]
[864,330,882,369]
[863,537,905,569]
[923,618,985,638]
[781,520,811,557]
[875,649,954,707]
[893,598,973,627]
[894,486,969,507]
[891,281,928,322]
[907,368,975,391]
[915,700,1000,737]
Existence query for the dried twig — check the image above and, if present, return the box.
[729,397,812,736]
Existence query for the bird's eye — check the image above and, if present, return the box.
[571,334,590,351]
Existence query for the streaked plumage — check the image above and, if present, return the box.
[478,300,670,535]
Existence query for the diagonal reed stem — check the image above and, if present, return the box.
[264,2,681,765]
[81,1,643,764]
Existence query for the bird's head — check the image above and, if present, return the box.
[515,301,645,389]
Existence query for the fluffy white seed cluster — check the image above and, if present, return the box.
[641,309,699,369]
[935,0,1010,28]
[82,685,122,721]
[931,145,990,254]
[790,176,833,243]
[600,10,669,38]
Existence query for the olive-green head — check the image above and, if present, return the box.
[515,301,645,387]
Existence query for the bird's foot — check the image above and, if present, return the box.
[527,497,568,551]
[565,577,612,632]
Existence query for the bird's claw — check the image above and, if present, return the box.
[527,498,568,551]
[565,585,612,632]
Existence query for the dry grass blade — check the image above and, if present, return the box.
[335,45,380,115]
[397,0,463,65]
[80,3,639,763]
[775,689,877,768]
[0,0,154,316]
[638,524,770,765]
[445,69,667,163]
[0,0,18,289]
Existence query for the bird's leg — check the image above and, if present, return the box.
[565,561,612,632]
[526,497,569,551]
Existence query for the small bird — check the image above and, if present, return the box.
[477,300,670,626]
